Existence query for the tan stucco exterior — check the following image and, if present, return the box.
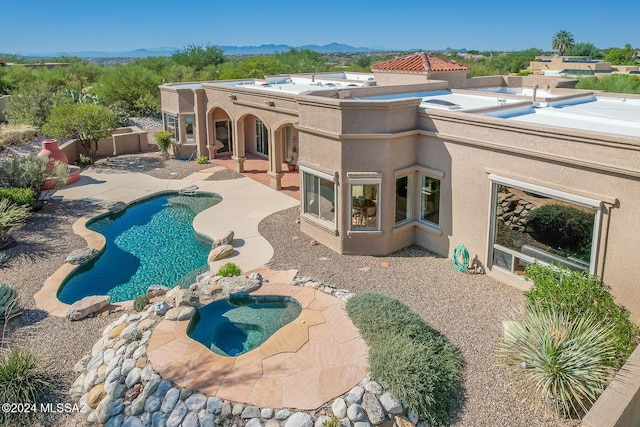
[160,73,640,320]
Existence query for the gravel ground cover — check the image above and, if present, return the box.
[0,154,578,426]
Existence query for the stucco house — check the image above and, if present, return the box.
[160,53,640,320]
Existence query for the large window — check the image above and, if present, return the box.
[490,176,600,276]
[420,175,441,226]
[164,113,179,142]
[256,120,269,155]
[350,180,380,231]
[395,176,411,224]
[302,169,335,225]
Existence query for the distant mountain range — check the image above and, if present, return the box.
[23,43,465,59]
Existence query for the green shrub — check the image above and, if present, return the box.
[497,307,617,417]
[525,263,639,365]
[0,155,69,192]
[0,187,36,210]
[154,131,173,159]
[527,203,594,251]
[77,154,92,167]
[133,294,149,312]
[322,415,341,427]
[216,262,241,277]
[196,155,208,165]
[346,291,462,426]
[0,347,53,425]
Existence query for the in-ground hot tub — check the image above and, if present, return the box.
[187,294,302,356]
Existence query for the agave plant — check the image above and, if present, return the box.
[497,308,617,417]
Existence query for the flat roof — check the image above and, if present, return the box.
[486,96,640,138]
[168,83,203,89]
[214,74,372,95]
[357,90,523,111]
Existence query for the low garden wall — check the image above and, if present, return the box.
[583,343,640,426]
[60,126,154,163]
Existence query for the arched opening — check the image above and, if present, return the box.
[208,107,233,158]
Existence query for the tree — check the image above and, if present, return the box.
[171,44,225,71]
[42,104,119,159]
[604,44,637,65]
[565,42,603,59]
[93,65,162,115]
[552,30,575,56]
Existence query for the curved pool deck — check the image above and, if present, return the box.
[34,168,299,317]
[147,281,369,410]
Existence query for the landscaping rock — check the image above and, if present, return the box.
[122,416,143,427]
[67,295,110,321]
[346,386,365,404]
[167,400,187,426]
[143,374,161,398]
[208,244,234,262]
[152,412,167,427]
[177,306,195,321]
[364,381,383,396]
[200,284,222,296]
[206,396,223,414]
[164,308,181,321]
[137,318,155,333]
[144,395,162,413]
[361,394,385,425]
[261,408,275,419]
[108,201,127,214]
[147,285,170,298]
[161,388,180,413]
[332,397,347,418]
[121,359,136,377]
[131,395,146,416]
[393,415,415,427]
[106,413,124,427]
[406,410,418,425]
[125,367,142,388]
[175,290,200,307]
[275,409,292,420]
[66,248,99,265]
[248,272,263,282]
[202,413,216,427]
[155,380,172,398]
[316,416,331,427]
[347,404,365,422]
[246,419,264,427]
[232,403,245,416]
[379,393,402,414]
[153,301,170,316]
[242,406,261,419]
[285,412,314,427]
[96,395,113,424]
[219,276,261,298]
[88,384,106,409]
[211,230,234,248]
[185,393,207,411]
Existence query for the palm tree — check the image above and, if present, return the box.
[552,30,575,56]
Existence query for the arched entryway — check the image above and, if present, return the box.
[207,107,234,159]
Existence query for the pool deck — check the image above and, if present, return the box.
[147,271,369,410]
[34,167,299,317]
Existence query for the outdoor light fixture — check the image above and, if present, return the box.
[228,94,237,100]
[265,100,275,106]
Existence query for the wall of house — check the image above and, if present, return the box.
[419,110,640,319]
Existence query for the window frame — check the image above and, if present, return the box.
[487,174,602,276]
[163,113,179,143]
[349,177,382,232]
[299,166,337,228]
[418,171,442,229]
[394,174,412,226]
[184,116,195,145]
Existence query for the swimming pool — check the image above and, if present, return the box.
[57,192,221,304]
[187,295,301,356]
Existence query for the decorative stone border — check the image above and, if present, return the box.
[147,282,369,410]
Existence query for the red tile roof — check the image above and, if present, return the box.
[371,52,469,73]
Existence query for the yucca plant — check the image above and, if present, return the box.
[497,308,617,417]
[0,347,53,412]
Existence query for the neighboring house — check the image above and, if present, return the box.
[528,55,613,76]
[160,53,640,320]
[371,52,470,87]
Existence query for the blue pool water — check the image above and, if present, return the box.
[188,295,301,357]
[58,193,221,304]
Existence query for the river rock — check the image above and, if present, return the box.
[67,295,110,321]
[332,397,347,418]
[242,406,261,419]
[106,413,124,427]
[167,400,187,426]
[155,380,172,398]
[379,393,402,414]
[153,301,170,316]
[361,394,385,425]
[88,384,106,409]
[206,396,223,414]
[185,393,207,411]
[211,230,234,248]
[316,416,330,427]
[275,409,292,420]
[161,388,180,413]
[131,395,146,416]
[246,419,264,427]
[219,276,261,298]
[125,367,142,388]
[66,248,99,265]
[208,244,234,262]
[347,386,365,404]
[261,408,275,419]
[347,404,365,422]
[177,306,196,321]
[285,413,314,427]
[182,411,199,427]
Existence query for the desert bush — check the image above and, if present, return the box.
[133,294,149,312]
[525,263,639,365]
[0,188,36,210]
[0,199,30,249]
[196,155,208,165]
[0,347,53,425]
[216,262,241,277]
[346,291,462,426]
[527,203,594,251]
[0,155,68,192]
[154,131,172,159]
[497,307,617,417]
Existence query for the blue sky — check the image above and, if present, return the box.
[3,0,638,55]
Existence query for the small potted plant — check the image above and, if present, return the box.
[285,156,297,171]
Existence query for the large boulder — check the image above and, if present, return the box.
[66,248,100,265]
[208,245,234,262]
[211,230,234,248]
[66,295,110,321]
[147,285,170,299]
[175,290,200,307]
[219,276,261,298]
